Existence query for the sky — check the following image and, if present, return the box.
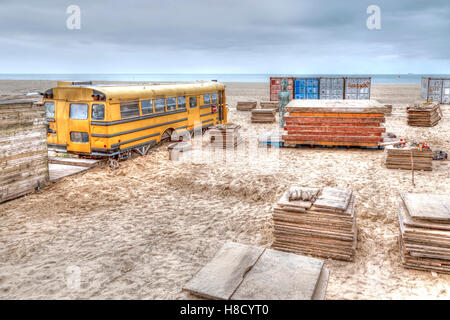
[0,0,449,74]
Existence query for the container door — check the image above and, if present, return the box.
[67,102,91,153]
[55,100,69,149]
[358,78,371,100]
[188,96,201,129]
[442,80,450,104]
[428,79,443,103]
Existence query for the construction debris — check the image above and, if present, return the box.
[407,102,442,127]
[236,101,257,111]
[208,124,243,148]
[433,150,448,161]
[183,242,329,300]
[384,141,433,171]
[260,101,278,112]
[0,100,49,203]
[398,193,450,274]
[283,100,387,148]
[272,186,357,261]
[251,109,276,123]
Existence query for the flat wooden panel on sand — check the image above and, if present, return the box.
[183,242,329,300]
[182,242,264,300]
[401,193,450,222]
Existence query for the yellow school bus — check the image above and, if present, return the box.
[43,81,227,157]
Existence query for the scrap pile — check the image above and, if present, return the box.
[251,109,276,123]
[272,187,357,261]
[208,124,243,148]
[384,141,433,171]
[0,100,49,203]
[398,193,450,274]
[260,101,278,112]
[407,102,442,127]
[236,101,257,111]
[283,100,387,148]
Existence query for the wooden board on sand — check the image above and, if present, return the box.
[401,193,450,222]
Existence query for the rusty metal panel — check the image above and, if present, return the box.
[270,77,294,101]
[344,77,371,100]
[319,77,344,100]
[443,80,450,104]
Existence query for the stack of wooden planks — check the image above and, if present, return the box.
[272,186,357,261]
[385,145,433,171]
[183,242,329,300]
[208,124,243,148]
[0,100,49,203]
[283,100,388,148]
[251,109,276,123]
[236,101,257,111]
[384,104,393,116]
[260,101,278,112]
[407,103,442,127]
[398,193,450,274]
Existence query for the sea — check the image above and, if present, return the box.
[0,74,449,84]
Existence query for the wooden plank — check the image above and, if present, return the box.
[182,242,265,300]
[401,193,450,222]
[231,248,324,300]
[314,187,352,211]
[289,112,385,117]
[285,99,387,114]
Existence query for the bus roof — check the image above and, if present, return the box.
[52,81,225,102]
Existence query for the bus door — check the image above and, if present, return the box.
[218,90,224,122]
[54,100,69,151]
[188,96,201,130]
[67,102,91,154]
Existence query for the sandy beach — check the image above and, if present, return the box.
[0,80,449,299]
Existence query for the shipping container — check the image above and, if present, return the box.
[421,77,450,104]
[344,77,371,100]
[294,78,319,99]
[270,77,294,101]
[319,77,344,99]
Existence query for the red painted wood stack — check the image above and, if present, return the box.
[270,77,294,101]
[282,100,388,148]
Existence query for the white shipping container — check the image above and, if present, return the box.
[421,77,450,104]
[344,77,371,100]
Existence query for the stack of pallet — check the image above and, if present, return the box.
[283,100,387,148]
[272,186,357,261]
[260,101,278,112]
[407,103,442,127]
[384,104,393,116]
[398,193,450,274]
[236,101,257,111]
[251,109,276,123]
[0,100,49,203]
[385,145,433,171]
[208,124,243,148]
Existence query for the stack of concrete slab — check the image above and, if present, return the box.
[398,193,450,274]
[0,100,49,203]
[260,101,278,112]
[251,109,276,123]
[236,101,257,111]
[208,124,243,148]
[407,103,442,127]
[385,145,433,171]
[183,242,329,300]
[283,100,387,148]
[272,187,357,261]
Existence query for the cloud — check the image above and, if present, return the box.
[0,0,449,73]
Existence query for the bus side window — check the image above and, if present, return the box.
[120,100,140,119]
[189,97,197,108]
[211,93,218,104]
[92,104,105,120]
[203,94,210,105]
[167,97,176,111]
[155,98,165,113]
[141,99,154,115]
[177,96,186,110]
